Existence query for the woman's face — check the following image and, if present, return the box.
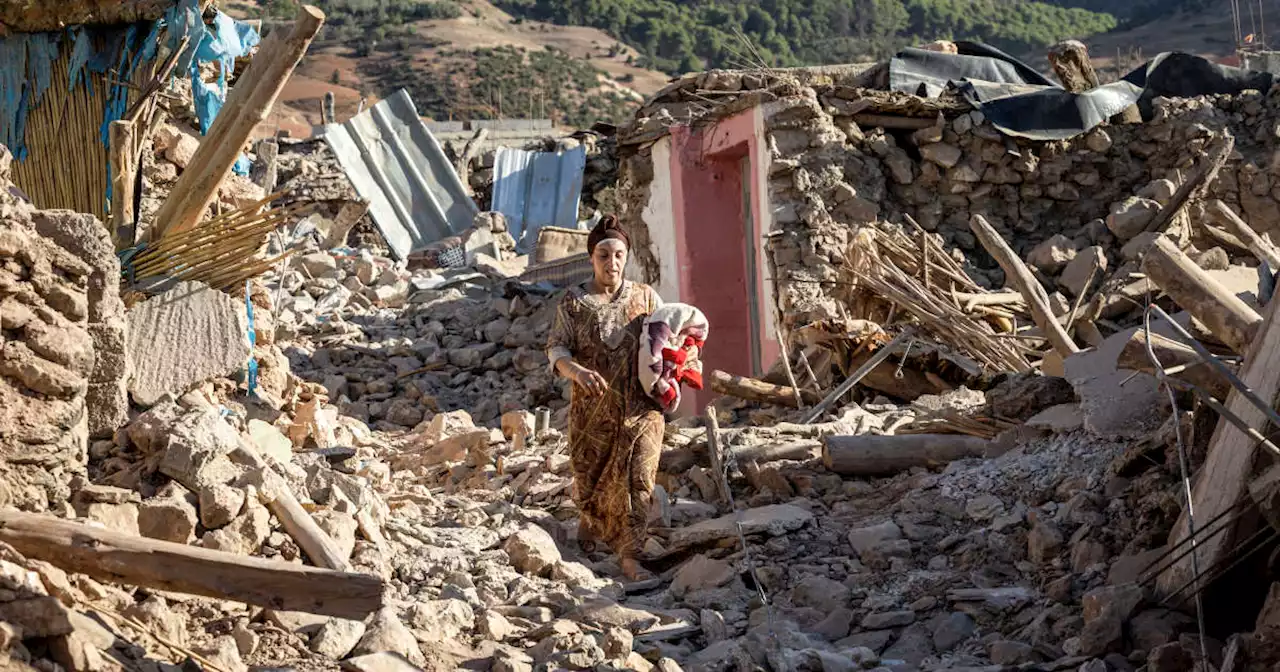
[592,239,628,286]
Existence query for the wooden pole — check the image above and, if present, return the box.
[153,5,325,238]
[801,330,915,423]
[1140,235,1262,354]
[109,119,138,247]
[1206,199,1280,269]
[234,439,352,571]
[1157,291,1280,601]
[709,370,821,408]
[1144,134,1234,235]
[1115,330,1232,400]
[0,510,382,619]
[322,91,336,124]
[1047,40,1100,92]
[822,434,993,477]
[968,214,1080,357]
[774,327,804,409]
[702,405,727,507]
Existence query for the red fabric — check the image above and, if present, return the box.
[660,337,705,393]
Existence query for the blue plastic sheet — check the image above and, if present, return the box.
[0,0,260,168]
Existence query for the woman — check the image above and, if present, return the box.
[546,215,663,581]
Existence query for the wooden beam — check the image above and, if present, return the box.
[851,113,938,130]
[710,370,821,408]
[1144,134,1234,235]
[822,434,993,477]
[153,6,325,238]
[969,214,1080,357]
[1115,330,1232,399]
[1206,199,1280,269]
[1156,290,1280,600]
[1047,40,1100,92]
[702,405,727,508]
[0,511,383,620]
[1140,235,1262,354]
[108,119,138,247]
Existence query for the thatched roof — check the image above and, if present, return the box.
[0,0,209,33]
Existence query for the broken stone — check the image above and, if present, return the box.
[503,524,562,577]
[1106,197,1161,241]
[199,484,246,530]
[353,607,425,666]
[847,520,902,555]
[1059,245,1107,296]
[1026,234,1077,274]
[671,555,735,598]
[920,143,962,169]
[861,610,915,630]
[669,504,813,548]
[126,281,252,406]
[138,493,198,544]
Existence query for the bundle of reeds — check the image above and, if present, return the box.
[842,222,1035,373]
[129,192,299,292]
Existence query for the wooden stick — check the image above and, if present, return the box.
[1206,199,1280,269]
[1115,329,1231,399]
[969,214,1080,357]
[1140,236,1263,354]
[702,405,727,507]
[774,327,804,409]
[0,510,382,619]
[1156,290,1280,601]
[1144,135,1234,235]
[801,329,914,423]
[153,6,324,238]
[822,434,994,476]
[710,370,821,408]
[109,119,138,246]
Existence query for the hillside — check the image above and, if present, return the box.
[228,0,1272,138]
[226,0,671,135]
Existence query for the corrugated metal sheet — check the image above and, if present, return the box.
[324,89,477,260]
[491,145,586,253]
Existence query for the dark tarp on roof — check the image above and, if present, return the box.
[888,41,1276,141]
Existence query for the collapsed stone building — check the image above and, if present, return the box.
[9,4,1280,670]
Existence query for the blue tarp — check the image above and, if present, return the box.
[0,0,261,198]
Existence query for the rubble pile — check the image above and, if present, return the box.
[268,243,563,427]
[617,70,1280,330]
[13,18,1280,672]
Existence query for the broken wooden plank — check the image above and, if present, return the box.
[710,370,820,408]
[822,434,993,477]
[154,5,325,238]
[1140,235,1263,354]
[1115,330,1231,399]
[969,214,1079,357]
[1156,290,1280,601]
[851,113,938,130]
[702,405,728,508]
[1206,199,1280,270]
[0,510,383,619]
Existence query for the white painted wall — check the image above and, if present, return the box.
[643,136,682,303]
[753,108,778,346]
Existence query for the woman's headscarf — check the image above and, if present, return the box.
[587,214,630,253]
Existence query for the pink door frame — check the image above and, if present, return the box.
[663,109,779,412]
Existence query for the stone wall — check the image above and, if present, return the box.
[0,147,128,511]
[618,73,1280,330]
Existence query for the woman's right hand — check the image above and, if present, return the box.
[570,364,608,396]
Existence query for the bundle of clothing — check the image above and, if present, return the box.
[638,303,708,413]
